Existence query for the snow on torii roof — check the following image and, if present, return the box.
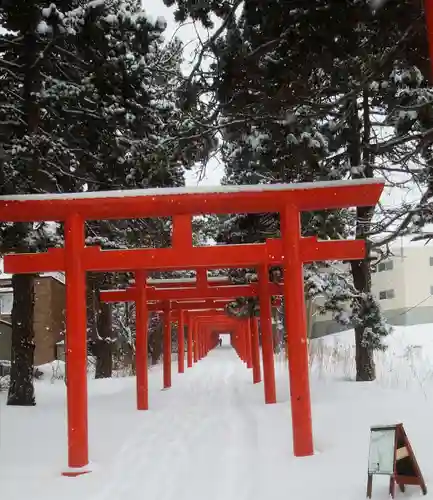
[142,276,230,285]
[0,178,384,222]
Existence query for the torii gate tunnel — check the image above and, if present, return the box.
[100,272,283,407]
[0,179,384,475]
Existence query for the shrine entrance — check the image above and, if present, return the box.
[0,179,384,474]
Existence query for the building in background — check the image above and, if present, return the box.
[312,237,433,337]
[0,272,65,365]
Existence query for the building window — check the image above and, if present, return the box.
[377,260,393,272]
[379,289,395,300]
[430,286,433,296]
[430,257,433,266]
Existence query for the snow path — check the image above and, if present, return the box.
[1,345,288,500]
[3,329,433,500]
[90,347,265,500]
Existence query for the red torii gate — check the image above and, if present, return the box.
[1,179,384,474]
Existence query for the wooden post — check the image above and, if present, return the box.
[64,213,89,473]
[245,318,253,368]
[250,316,261,384]
[187,314,193,367]
[135,270,148,409]
[163,302,172,389]
[198,325,203,360]
[193,319,199,363]
[239,322,246,363]
[258,265,276,404]
[178,310,185,373]
[281,204,313,457]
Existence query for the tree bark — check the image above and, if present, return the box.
[350,256,376,381]
[5,23,41,406]
[94,302,113,379]
[149,320,163,365]
[87,272,113,379]
[347,89,377,381]
[7,273,36,406]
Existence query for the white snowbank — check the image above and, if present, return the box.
[0,323,432,500]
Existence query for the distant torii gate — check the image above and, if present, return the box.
[183,313,244,360]
[185,310,245,361]
[189,312,262,381]
[1,179,384,474]
[101,277,283,407]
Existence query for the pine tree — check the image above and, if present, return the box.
[163,0,433,380]
[0,0,216,392]
[0,0,88,405]
[70,0,215,375]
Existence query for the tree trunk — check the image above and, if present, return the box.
[87,273,113,379]
[351,258,376,381]
[7,273,36,406]
[94,302,113,379]
[149,320,163,365]
[6,23,42,405]
[348,89,376,382]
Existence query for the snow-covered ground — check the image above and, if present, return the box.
[1,326,432,500]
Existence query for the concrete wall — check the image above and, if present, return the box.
[311,305,433,337]
[34,276,65,365]
[0,276,65,365]
[312,244,433,337]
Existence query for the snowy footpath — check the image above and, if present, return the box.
[2,326,433,500]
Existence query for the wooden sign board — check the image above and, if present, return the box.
[366,424,427,498]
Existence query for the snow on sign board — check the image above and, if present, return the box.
[368,425,396,476]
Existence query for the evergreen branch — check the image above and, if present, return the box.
[186,0,242,84]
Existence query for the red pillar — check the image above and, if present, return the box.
[245,319,252,368]
[198,325,202,360]
[163,302,172,389]
[193,320,199,362]
[234,331,240,359]
[64,213,88,472]
[238,324,246,362]
[135,270,148,410]
[178,310,185,374]
[199,325,205,359]
[258,265,276,404]
[202,328,207,357]
[187,315,193,367]
[281,204,313,457]
[250,316,261,384]
[233,327,241,359]
[204,327,209,355]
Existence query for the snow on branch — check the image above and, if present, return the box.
[367,0,390,12]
